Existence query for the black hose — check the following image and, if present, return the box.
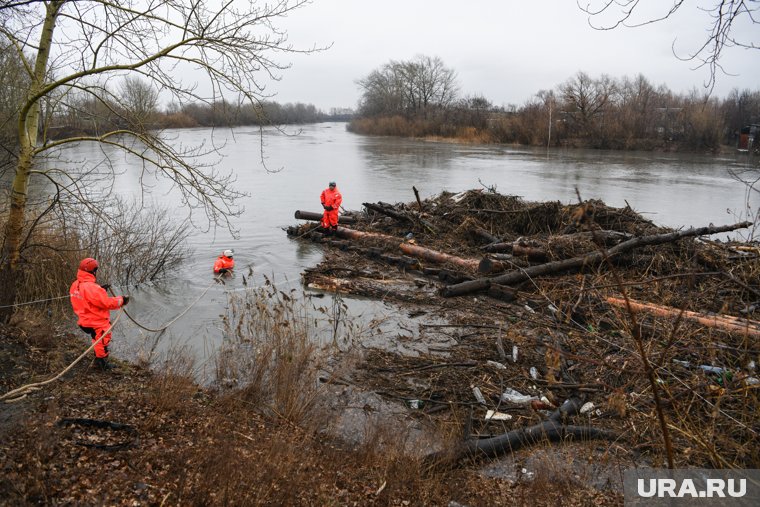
[57,418,139,451]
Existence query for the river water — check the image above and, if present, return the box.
[54,122,758,372]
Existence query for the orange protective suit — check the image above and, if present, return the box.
[320,185,342,229]
[70,269,124,358]
[213,255,235,274]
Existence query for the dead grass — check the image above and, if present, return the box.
[217,281,331,425]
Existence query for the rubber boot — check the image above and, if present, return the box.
[95,357,114,371]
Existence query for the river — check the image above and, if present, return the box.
[54,122,758,373]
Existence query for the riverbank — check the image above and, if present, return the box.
[2,187,757,505]
[0,319,622,506]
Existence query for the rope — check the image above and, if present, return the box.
[112,275,223,333]
[1,311,123,403]
[0,273,179,310]
[0,294,71,309]
[1,274,225,403]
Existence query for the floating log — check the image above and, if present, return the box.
[399,242,481,271]
[606,296,760,338]
[294,210,356,224]
[442,221,752,297]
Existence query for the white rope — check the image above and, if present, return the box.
[1,312,123,403]
[0,294,71,309]
[1,274,225,403]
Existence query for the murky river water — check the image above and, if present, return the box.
[46,122,758,371]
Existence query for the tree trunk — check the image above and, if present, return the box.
[0,2,62,322]
[441,221,752,298]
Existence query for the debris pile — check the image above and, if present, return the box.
[288,189,760,468]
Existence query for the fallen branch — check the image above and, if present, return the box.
[363,202,414,224]
[442,221,752,297]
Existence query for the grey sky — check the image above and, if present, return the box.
[270,0,760,112]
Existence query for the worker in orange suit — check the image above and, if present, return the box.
[70,258,129,371]
[320,181,342,235]
[213,249,235,274]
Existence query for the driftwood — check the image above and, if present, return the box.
[607,296,760,338]
[333,227,397,242]
[399,242,481,271]
[412,186,424,212]
[363,202,413,224]
[364,202,438,233]
[441,221,752,297]
[426,398,618,465]
[294,210,356,224]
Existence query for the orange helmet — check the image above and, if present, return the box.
[79,257,99,273]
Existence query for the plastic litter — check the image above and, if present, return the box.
[407,399,424,409]
[529,366,539,379]
[486,360,507,370]
[500,388,538,405]
[485,410,513,421]
[511,345,519,363]
[580,401,595,414]
[471,386,487,405]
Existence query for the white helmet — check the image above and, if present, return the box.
[223,249,234,257]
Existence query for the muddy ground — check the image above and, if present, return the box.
[290,189,760,474]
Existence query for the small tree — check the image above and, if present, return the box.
[0,0,317,322]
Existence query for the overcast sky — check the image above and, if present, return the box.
[269,0,760,112]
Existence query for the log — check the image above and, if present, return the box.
[606,296,760,338]
[333,227,397,242]
[399,242,481,271]
[442,221,752,297]
[294,210,356,224]
[364,202,438,233]
[363,202,413,223]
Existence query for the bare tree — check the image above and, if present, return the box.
[118,77,159,128]
[0,0,317,321]
[579,0,760,91]
[559,71,617,140]
[357,55,459,117]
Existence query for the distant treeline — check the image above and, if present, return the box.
[48,99,350,139]
[349,55,760,153]
[0,48,350,150]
